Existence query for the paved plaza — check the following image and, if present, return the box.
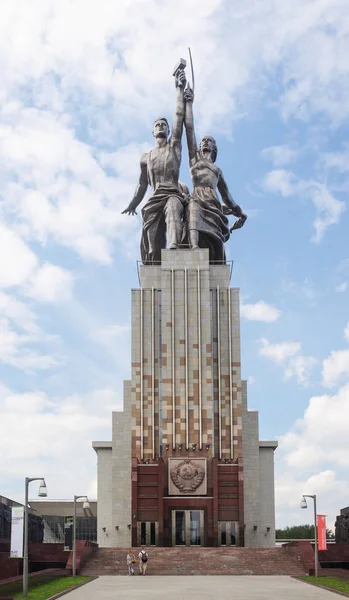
[63,576,337,599]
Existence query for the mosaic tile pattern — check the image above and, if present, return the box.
[131,250,243,463]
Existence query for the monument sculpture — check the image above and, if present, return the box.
[93,53,278,550]
[183,84,246,261]
[122,62,188,264]
[122,56,247,263]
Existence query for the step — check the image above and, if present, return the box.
[80,547,307,577]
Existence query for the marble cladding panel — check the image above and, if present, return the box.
[130,251,243,463]
[210,286,243,460]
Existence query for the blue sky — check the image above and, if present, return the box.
[0,0,348,529]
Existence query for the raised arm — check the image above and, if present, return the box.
[171,70,186,144]
[184,86,198,162]
[121,153,148,215]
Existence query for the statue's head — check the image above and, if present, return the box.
[153,117,170,140]
[199,136,218,162]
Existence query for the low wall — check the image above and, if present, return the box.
[319,543,349,567]
[29,543,67,564]
[282,541,317,575]
[0,543,67,582]
[0,555,19,581]
[65,541,98,574]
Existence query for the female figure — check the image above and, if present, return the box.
[126,549,135,575]
[184,87,246,262]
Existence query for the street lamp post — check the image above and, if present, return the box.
[301,494,318,578]
[23,478,47,597]
[72,496,89,577]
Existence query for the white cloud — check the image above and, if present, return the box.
[321,323,349,387]
[0,386,122,499]
[336,282,348,293]
[260,338,316,386]
[275,381,349,527]
[0,318,60,372]
[321,147,349,174]
[279,382,349,470]
[0,223,37,287]
[240,301,281,322]
[92,323,130,342]
[311,184,346,243]
[0,291,39,333]
[276,468,349,529]
[4,391,54,413]
[260,338,300,364]
[26,263,74,303]
[1,0,348,129]
[262,169,298,197]
[0,109,139,264]
[284,355,317,387]
[345,323,349,341]
[263,170,345,242]
[261,145,298,166]
[322,348,349,388]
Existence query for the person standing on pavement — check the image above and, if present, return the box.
[126,549,135,576]
[139,547,148,575]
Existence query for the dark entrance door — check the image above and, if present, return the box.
[171,510,204,546]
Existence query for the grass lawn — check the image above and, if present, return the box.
[13,576,93,600]
[299,576,349,595]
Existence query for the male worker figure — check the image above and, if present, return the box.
[122,64,187,264]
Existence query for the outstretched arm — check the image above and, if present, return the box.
[122,153,148,215]
[171,70,186,144]
[218,171,243,216]
[218,171,247,230]
[184,86,198,162]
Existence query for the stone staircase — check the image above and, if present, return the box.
[80,547,307,576]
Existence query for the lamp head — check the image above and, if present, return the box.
[82,500,90,509]
[300,496,307,509]
[38,480,47,497]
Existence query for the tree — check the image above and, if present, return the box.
[276,525,335,539]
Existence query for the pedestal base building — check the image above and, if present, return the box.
[93,250,277,548]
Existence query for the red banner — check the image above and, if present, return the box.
[317,515,327,551]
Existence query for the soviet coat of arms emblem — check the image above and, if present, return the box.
[170,459,205,494]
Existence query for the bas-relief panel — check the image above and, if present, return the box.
[168,458,207,495]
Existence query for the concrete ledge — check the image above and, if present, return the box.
[92,441,112,450]
[259,441,278,450]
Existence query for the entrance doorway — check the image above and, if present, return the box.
[171,510,204,546]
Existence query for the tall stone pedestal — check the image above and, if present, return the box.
[93,250,277,548]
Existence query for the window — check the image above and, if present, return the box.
[141,522,146,545]
[150,522,156,545]
[230,522,236,546]
[221,522,226,546]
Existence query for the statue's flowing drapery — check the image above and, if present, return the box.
[186,186,231,262]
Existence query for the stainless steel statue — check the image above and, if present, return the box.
[122,55,247,264]
[183,84,247,262]
[122,61,188,264]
